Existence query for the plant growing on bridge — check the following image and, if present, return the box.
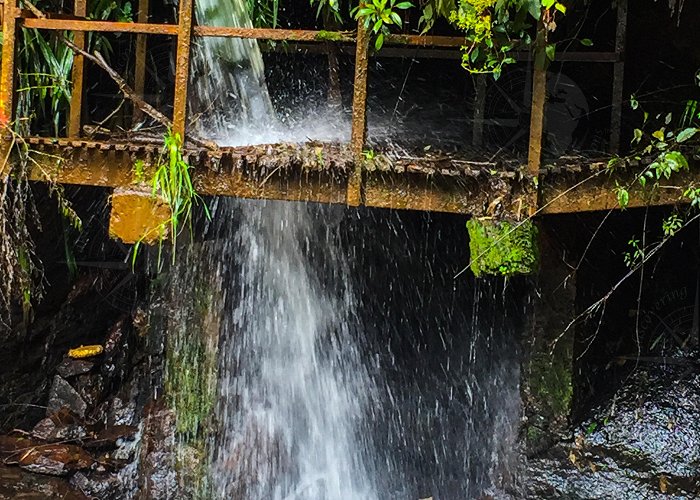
[352,0,414,50]
[133,131,210,270]
[466,217,538,277]
[450,0,566,78]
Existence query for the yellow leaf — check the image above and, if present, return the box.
[68,344,104,359]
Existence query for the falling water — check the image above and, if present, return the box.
[166,1,524,498]
[204,201,377,499]
[189,0,275,138]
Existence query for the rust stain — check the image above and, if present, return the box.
[109,187,171,244]
[347,20,370,207]
[172,0,194,138]
[1,0,18,178]
[67,0,87,137]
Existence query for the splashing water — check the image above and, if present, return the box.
[176,2,523,498]
[207,201,377,499]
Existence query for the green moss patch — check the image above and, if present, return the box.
[467,218,539,277]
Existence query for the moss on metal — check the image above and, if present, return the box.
[315,30,346,42]
[467,218,539,277]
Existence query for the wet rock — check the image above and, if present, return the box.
[56,358,95,379]
[70,470,121,498]
[18,443,93,476]
[0,433,40,462]
[526,364,700,498]
[47,376,87,418]
[84,424,138,450]
[138,403,178,499]
[73,373,105,410]
[32,408,87,441]
[0,464,88,499]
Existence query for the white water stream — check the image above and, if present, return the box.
[183,2,521,498]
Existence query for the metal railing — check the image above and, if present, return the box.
[0,0,628,201]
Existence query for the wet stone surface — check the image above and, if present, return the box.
[526,362,700,499]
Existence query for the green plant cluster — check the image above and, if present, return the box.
[352,0,414,50]
[609,96,700,269]
[449,0,567,78]
[132,131,210,270]
[466,218,538,277]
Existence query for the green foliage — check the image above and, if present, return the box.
[133,131,209,270]
[623,238,643,268]
[418,0,456,34]
[466,218,538,277]
[248,0,281,27]
[352,0,414,51]
[449,0,565,78]
[16,29,74,135]
[10,0,132,135]
[311,0,343,24]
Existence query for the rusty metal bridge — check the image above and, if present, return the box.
[1,0,696,240]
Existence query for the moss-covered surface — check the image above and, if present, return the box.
[467,218,539,277]
[160,245,221,499]
[315,30,346,42]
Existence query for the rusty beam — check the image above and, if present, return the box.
[0,0,17,178]
[347,20,370,206]
[21,18,179,34]
[172,0,193,139]
[609,0,628,153]
[19,137,700,216]
[67,0,86,137]
[132,0,149,125]
[193,26,355,42]
[540,167,696,215]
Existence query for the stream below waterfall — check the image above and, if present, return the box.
[167,202,524,499]
[173,2,524,498]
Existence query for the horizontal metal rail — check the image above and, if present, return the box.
[19,16,464,47]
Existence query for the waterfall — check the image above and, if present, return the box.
[207,201,377,499]
[168,2,523,498]
[190,0,275,139]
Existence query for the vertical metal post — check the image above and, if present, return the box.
[527,64,547,177]
[527,19,547,179]
[609,0,628,153]
[68,0,87,137]
[172,0,194,139]
[472,75,487,146]
[132,0,149,125]
[347,20,369,207]
[1,0,18,177]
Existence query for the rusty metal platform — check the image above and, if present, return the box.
[22,136,700,218]
[5,0,691,221]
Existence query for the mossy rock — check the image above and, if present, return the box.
[467,218,539,277]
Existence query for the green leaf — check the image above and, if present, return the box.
[630,95,638,110]
[617,187,629,209]
[652,129,665,141]
[375,32,384,51]
[554,2,566,13]
[579,38,593,46]
[395,1,413,8]
[545,43,556,61]
[676,127,698,143]
[665,151,689,171]
[632,128,643,144]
